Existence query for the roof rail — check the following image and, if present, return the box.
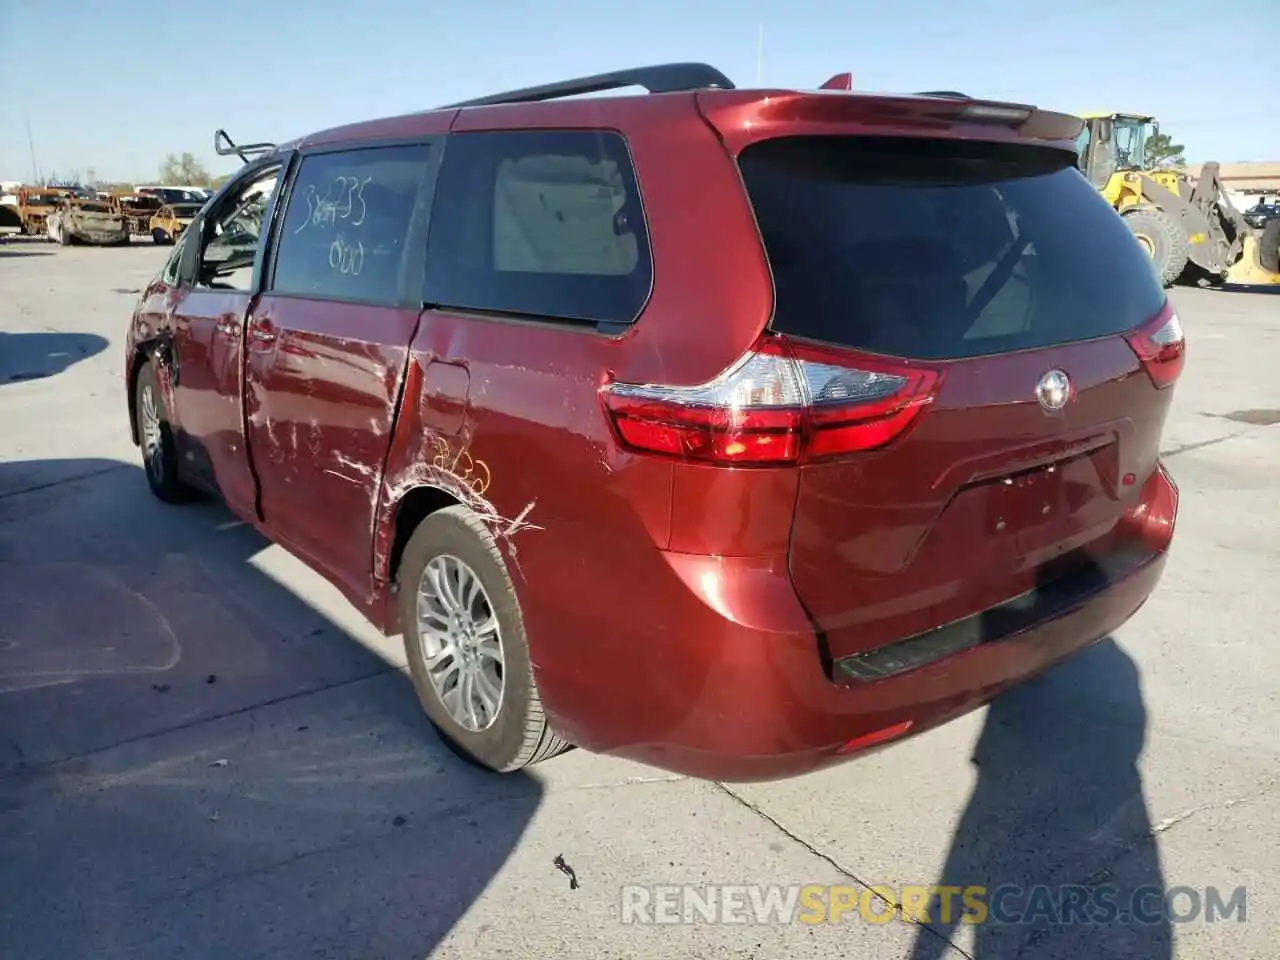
[214,129,277,164]
[441,62,735,109]
[915,91,972,99]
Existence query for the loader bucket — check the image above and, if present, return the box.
[1221,234,1280,288]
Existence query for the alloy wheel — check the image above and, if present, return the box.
[416,553,506,732]
[139,383,165,482]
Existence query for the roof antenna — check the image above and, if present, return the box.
[756,25,764,85]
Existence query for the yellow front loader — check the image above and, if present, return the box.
[1075,112,1280,288]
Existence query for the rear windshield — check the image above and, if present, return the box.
[739,136,1167,361]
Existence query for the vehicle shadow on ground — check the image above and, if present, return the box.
[0,458,541,959]
[908,637,1170,960]
[1210,284,1280,295]
[0,331,110,384]
[0,245,54,258]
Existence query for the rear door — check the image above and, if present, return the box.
[245,139,441,601]
[738,135,1176,660]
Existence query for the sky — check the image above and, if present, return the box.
[1,0,1275,184]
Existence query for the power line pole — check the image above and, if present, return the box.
[26,120,39,184]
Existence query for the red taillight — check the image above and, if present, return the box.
[600,336,942,466]
[1124,304,1185,389]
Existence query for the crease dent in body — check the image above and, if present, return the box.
[382,436,543,581]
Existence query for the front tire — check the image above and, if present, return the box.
[152,228,170,245]
[398,505,570,772]
[1124,207,1188,287]
[134,360,193,504]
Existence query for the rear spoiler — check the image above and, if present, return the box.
[812,73,1084,142]
[214,129,276,165]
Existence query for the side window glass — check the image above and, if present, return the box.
[424,130,652,326]
[270,144,432,306]
[198,167,281,291]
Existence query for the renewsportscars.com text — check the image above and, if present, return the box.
[620,884,1247,926]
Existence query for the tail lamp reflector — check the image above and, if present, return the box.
[1124,304,1184,389]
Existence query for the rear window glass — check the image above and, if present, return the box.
[424,130,652,326]
[739,136,1167,360]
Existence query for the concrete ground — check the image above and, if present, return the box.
[1,238,1276,960]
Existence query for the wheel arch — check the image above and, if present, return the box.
[127,335,174,446]
[382,483,464,630]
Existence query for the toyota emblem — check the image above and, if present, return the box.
[1036,369,1071,412]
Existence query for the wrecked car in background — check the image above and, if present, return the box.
[1,187,64,236]
[46,198,130,246]
[111,193,164,238]
[148,201,203,244]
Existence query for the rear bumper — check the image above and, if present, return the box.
[535,464,1177,782]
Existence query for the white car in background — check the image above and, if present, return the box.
[135,185,211,205]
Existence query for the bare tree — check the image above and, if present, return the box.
[159,152,213,186]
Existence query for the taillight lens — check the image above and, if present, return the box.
[1124,304,1185,389]
[601,336,942,465]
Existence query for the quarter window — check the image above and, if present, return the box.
[271,144,433,306]
[424,130,652,326]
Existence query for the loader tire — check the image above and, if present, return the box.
[1259,220,1280,274]
[1124,208,1188,287]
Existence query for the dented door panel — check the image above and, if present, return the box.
[245,297,420,603]
[372,308,677,641]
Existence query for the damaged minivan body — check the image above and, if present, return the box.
[124,64,1182,782]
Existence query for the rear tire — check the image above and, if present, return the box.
[134,360,194,504]
[1124,208,1188,287]
[398,505,571,773]
[1259,219,1280,274]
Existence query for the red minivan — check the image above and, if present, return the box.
[124,64,1182,781]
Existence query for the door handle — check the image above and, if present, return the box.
[248,325,276,344]
[215,319,239,337]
